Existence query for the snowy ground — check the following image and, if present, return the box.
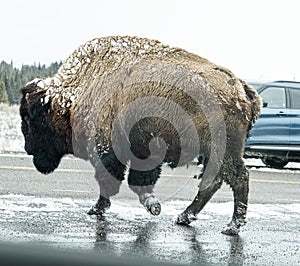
[0,104,23,152]
[1,193,300,265]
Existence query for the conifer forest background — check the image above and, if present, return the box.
[0,61,62,104]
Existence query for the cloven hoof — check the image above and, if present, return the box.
[176,211,197,226]
[87,198,111,216]
[143,196,161,216]
[221,225,240,236]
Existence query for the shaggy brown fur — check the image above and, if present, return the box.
[20,36,262,235]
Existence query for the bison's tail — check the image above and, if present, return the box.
[240,79,263,130]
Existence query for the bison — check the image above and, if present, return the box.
[20,36,261,235]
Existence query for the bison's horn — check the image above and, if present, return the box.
[20,83,39,96]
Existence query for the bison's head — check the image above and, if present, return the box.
[20,82,70,174]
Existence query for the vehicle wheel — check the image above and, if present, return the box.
[261,158,288,169]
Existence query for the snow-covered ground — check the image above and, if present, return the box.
[0,104,23,152]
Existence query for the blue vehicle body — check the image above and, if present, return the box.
[244,81,300,168]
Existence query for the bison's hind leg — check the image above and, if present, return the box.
[221,160,249,235]
[88,152,126,216]
[177,173,223,225]
[128,165,162,216]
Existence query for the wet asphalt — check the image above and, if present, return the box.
[0,152,300,265]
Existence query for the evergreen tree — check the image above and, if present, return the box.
[4,75,14,104]
[8,76,15,104]
[14,72,23,103]
[0,81,8,104]
[0,60,62,104]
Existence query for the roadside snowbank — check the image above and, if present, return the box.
[0,104,23,152]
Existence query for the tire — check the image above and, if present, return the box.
[261,158,288,169]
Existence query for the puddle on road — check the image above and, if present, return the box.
[0,194,300,265]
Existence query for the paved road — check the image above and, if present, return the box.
[1,152,300,265]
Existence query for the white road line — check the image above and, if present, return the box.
[251,178,300,185]
[51,189,93,193]
[0,165,93,173]
[0,153,77,160]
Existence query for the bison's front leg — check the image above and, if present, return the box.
[128,165,162,216]
[222,164,249,236]
[88,194,111,216]
[88,152,126,216]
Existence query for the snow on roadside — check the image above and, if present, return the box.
[1,194,299,222]
[0,104,24,152]
[244,158,300,171]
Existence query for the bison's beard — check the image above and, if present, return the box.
[33,152,62,174]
